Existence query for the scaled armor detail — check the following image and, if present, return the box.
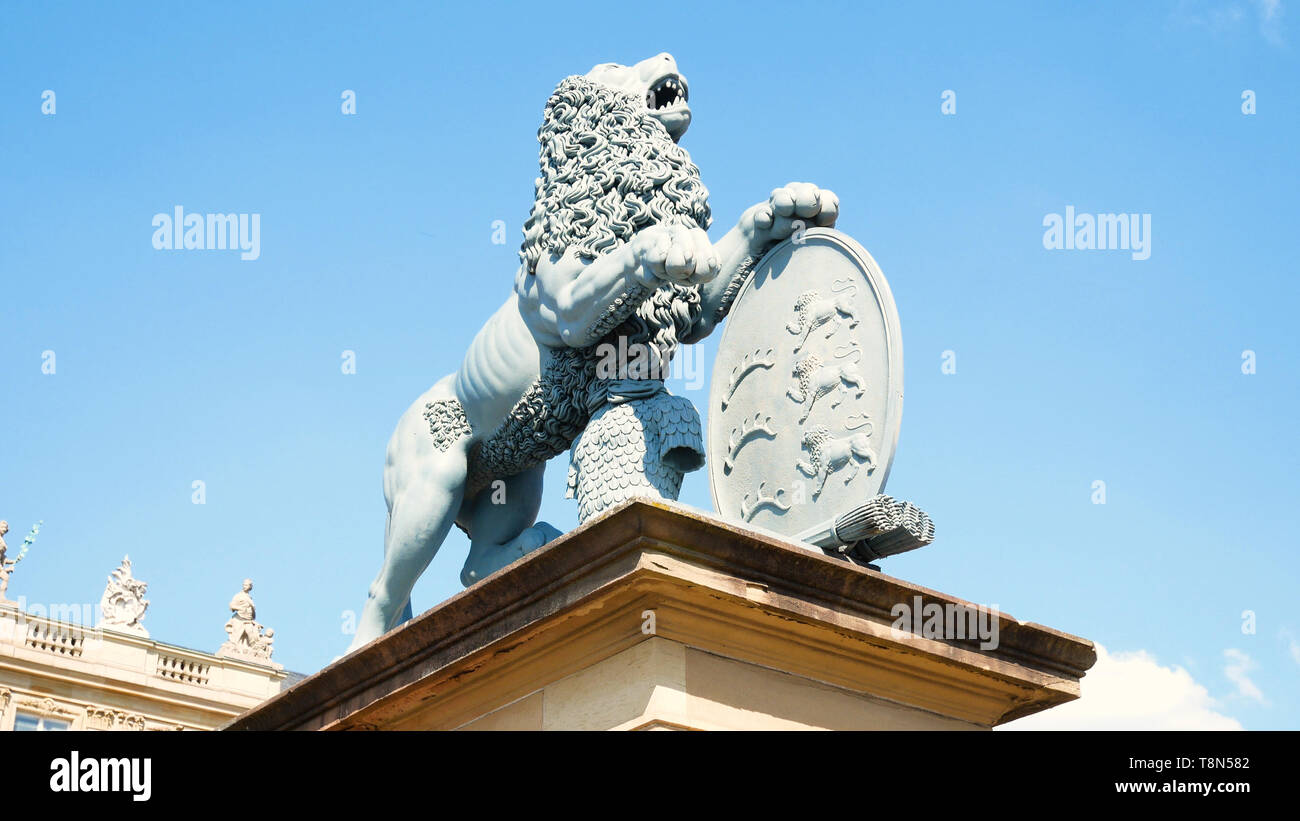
[566,379,704,523]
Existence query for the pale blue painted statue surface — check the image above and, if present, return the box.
[348,54,839,651]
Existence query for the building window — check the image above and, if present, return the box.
[12,712,70,731]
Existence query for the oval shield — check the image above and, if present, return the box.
[708,228,904,539]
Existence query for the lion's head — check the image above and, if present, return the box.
[520,54,711,275]
[584,52,692,142]
[792,354,823,379]
[802,425,831,456]
[793,291,819,312]
[520,54,713,366]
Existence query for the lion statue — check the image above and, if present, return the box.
[348,53,839,650]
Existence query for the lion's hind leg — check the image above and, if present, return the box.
[843,368,866,398]
[824,315,842,340]
[851,434,879,470]
[830,383,847,411]
[840,298,860,329]
[457,462,558,586]
[349,378,470,652]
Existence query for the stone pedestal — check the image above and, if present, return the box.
[227,500,1095,731]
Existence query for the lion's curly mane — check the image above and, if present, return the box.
[520,75,712,271]
[520,75,712,363]
[464,77,716,495]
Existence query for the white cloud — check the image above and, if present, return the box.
[1173,0,1247,33]
[1223,648,1268,705]
[1256,0,1283,19]
[1254,0,1286,44]
[1002,644,1242,730]
[1172,0,1286,44]
[1278,628,1300,666]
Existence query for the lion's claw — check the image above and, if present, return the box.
[634,222,719,285]
[744,182,839,249]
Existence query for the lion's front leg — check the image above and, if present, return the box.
[518,222,719,350]
[688,182,839,342]
[813,468,830,498]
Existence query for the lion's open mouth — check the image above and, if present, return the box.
[647,74,688,110]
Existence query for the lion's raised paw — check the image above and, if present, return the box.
[633,222,720,286]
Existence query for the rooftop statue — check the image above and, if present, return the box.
[99,555,150,635]
[0,521,12,604]
[0,519,41,605]
[349,53,839,650]
[218,578,278,665]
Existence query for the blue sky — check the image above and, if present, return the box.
[1,1,1295,728]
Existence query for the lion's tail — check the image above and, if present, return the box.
[845,413,873,433]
